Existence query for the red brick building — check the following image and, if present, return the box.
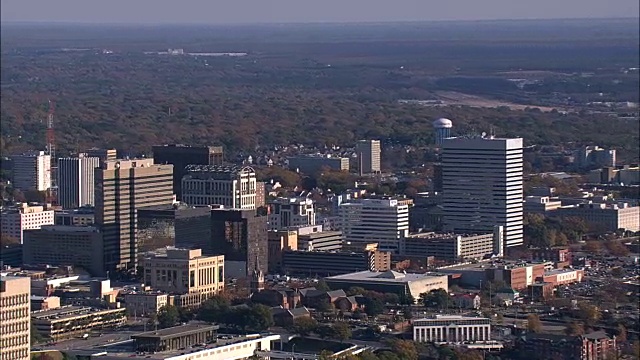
[485,263,546,290]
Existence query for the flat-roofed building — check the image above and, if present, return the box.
[11,150,51,192]
[298,230,343,252]
[132,323,219,352]
[85,148,117,163]
[401,227,503,262]
[288,155,349,174]
[124,292,170,316]
[554,202,639,232]
[325,270,448,301]
[268,197,316,230]
[57,154,101,209]
[524,196,562,214]
[0,244,23,267]
[281,250,390,276]
[181,165,256,209]
[541,269,584,286]
[30,296,61,311]
[1,203,55,244]
[356,139,381,175]
[54,207,95,226]
[22,225,105,277]
[142,248,224,308]
[413,315,491,343]
[0,276,31,360]
[138,204,212,253]
[267,230,298,273]
[31,305,126,341]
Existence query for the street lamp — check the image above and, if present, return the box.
[291,344,296,360]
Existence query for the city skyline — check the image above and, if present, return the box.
[1,0,638,24]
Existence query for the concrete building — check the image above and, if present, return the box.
[22,225,105,277]
[587,165,640,185]
[356,139,381,174]
[267,230,298,273]
[57,154,101,209]
[85,148,117,162]
[124,292,170,316]
[152,144,224,199]
[142,248,224,308]
[433,118,453,146]
[210,208,268,278]
[0,244,22,267]
[138,204,212,253]
[554,202,640,232]
[325,270,448,301]
[182,165,257,210]
[0,276,31,360]
[54,206,95,226]
[11,150,51,191]
[413,315,491,343]
[31,306,127,341]
[281,249,391,276]
[95,158,174,272]
[576,146,616,168]
[0,203,55,244]
[255,181,266,207]
[298,229,343,251]
[438,261,549,290]
[338,198,409,253]
[401,227,503,262]
[268,197,316,230]
[30,296,61,311]
[441,136,524,248]
[452,294,481,310]
[288,155,349,174]
[524,196,563,214]
[542,269,584,286]
[515,331,617,360]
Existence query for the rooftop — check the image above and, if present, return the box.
[325,270,447,283]
[132,323,219,340]
[438,260,550,272]
[184,164,254,174]
[31,306,124,321]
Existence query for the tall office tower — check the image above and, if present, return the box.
[85,148,117,163]
[338,198,410,253]
[210,208,268,278]
[0,276,31,360]
[267,197,316,231]
[182,165,257,210]
[153,144,224,199]
[433,118,453,146]
[11,150,51,191]
[57,154,101,209]
[95,158,174,272]
[441,136,524,248]
[356,140,381,175]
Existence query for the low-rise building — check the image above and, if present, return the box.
[452,293,481,310]
[541,268,584,286]
[54,207,95,226]
[325,270,448,301]
[268,197,316,231]
[132,323,219,352]
[31,306,127,341]
[288,155,349,174]
[524,196,563,214]
[30,295,61,311]
[282,250,391,276]
[553,202,640,232]
[438,261,550,290]
[514,331,616,360]
[297,229,343,252]
[1,203,55,244]
[124,292,171,316]
[401,228,503,262]
[267,230,298,273]
[413,315,491,343]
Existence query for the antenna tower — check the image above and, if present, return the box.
[46,100,58,203]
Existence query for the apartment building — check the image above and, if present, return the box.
[22,225,104,277]
[57,154,101,209]
[152,144,224,199]
[0,276,31,360]
[142,248,224,308]
[181,165,256,209]
[355,139,381,174]
[442,136,524,248]
[95,158,174,272]
[11,150,51,191]
[338,198,409,253]
[268,197,316,230]
[288,155,349,174]
[0,203,55,243]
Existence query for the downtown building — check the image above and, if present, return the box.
[355,139,381,174]
[267,197,316,231]
[441,136,524,248]
[181,165,257,210]
[0,203,55,244]
[152,144,224,200]
[57,154,101,209]
[95,158,174,272]
[11,150,51,192]
[0,276,31,360]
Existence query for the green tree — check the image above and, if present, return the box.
[30,321,43,345]
[289,317,317,337]
[316,279,331,291]
[331,322,352,342]
[347,286,366,296]
[576,302,601,326]
[564,321,585,336]
[318,350,334,360]
[389,339,418,360]
[315,324,334,340]
[527,314,543,333]
[157,305,180,329]
[420,289,452,310]
[383,293,400,305]
[616,324,627,343]
[197,295,230,323]
[363,297,385,318]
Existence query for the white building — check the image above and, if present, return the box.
[433,118,453,146]
[268,197,316,230]
[356,139,381,174]
[441,136,524,248]
[57,154,100,209]
[413,315,491,343]
[182,165,257,209]
[554,202,639,232]
[401,226,503,262]
[338,198,409,253]
[0,203,55,243]
[11,151,51,191]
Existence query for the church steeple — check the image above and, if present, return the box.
[250,256,264,294]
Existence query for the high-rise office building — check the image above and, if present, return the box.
[95,158,174,272]
[338,198,410,253]
[182,165,257,210]
[11,150,51,191]
[433,118,453,146]
[138,204,212,253]
[85,148,117,163]
[57,154,101,209]
[152,144,224,199]
[441,136,524,248]
[356,140,381,174]
[210,208,268,278]
[267,197,316,231]
[0,276,31,360]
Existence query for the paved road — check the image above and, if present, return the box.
[35,331,138,352]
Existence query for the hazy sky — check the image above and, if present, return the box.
[2,0,639,24]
